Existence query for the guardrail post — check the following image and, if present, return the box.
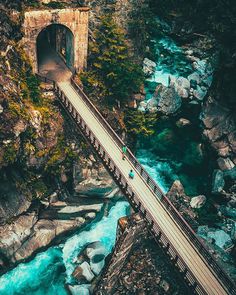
[142,209,147,218]
[156,231,162,240]
[173,255,178,265]
[118,173,122,183]
[137,202,141,210]
[92,137,96,146]
[149,220,154,230]
[165,243,170,251]
[191,282,197,292]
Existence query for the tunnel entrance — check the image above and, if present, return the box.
[36,24,74,80]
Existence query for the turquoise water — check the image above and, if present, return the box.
[0,201,130,295]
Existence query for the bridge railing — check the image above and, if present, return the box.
[55,84,208,295]
[69,77,236,295]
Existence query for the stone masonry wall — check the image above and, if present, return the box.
[23,7,89,73]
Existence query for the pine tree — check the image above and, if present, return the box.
[80,15,144,104]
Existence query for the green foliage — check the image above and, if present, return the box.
[124,109,158,137]
[24,0,40,8]
[26,75,41,104]
[81,15,144,104]
[15,46,42,105]
[45,136,78,175]
[31,179,48,199]
[44,1,66,9]
[3,144,17,164]
[8,100,29,121]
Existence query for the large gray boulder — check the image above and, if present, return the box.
[201,98,236,158]
[74,158,116,197]
[217,157,235,171]
[143,58,156,76]
[73,261,95,282]
[212,170,225,194]
[190,195,206,209]
[170,76,190,98]
[68,284,91,295]
[154,85,182,115]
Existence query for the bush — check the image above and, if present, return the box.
[124,109,158,137]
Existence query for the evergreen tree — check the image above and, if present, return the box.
[80,15,144,104]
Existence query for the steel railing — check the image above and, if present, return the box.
[32,71,235,294]
[66,77,236,295]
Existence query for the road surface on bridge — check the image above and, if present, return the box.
[58,81,229,295]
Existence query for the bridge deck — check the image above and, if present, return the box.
[58,81,229,295]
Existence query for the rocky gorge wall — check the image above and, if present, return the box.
[1,0,236,292]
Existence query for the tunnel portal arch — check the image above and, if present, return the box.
[23,8,89,73]
[36,23,75,72]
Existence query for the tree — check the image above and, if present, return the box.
[80,15,144,104]
[124,109,158,137]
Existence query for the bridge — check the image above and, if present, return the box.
[40,76,235,294]
[15,6,235,294]
[35,75,236,295]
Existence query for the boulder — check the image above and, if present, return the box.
[13,120,27,137]
[0,212,37,263]
[73,261,95,282]
[68,284,91,295]
[208,229,233,249]
[190,195,206,209]
[217,158,235,171]
[85,212,96,219]
[0,175,32,225]
[193,85,207,101]
[224,167,236,180]
[200,98,236,158]
[74,161,116,197]
[176,118,191,127]
[188,72,201,85]
[58,204,103,214]
[229,131,236,153]
[143,58,156,76]
[198,226,233,249]
[86,241,106,262]
[154,85,182,115]
[0,104,3,114]
[170,76,190,98]
[212,170,225,194]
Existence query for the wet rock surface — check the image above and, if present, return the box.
[0,196,105,273]
[99,215,191,295]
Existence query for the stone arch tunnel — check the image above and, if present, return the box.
[23,8,89,75]
[37,24,75,79]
